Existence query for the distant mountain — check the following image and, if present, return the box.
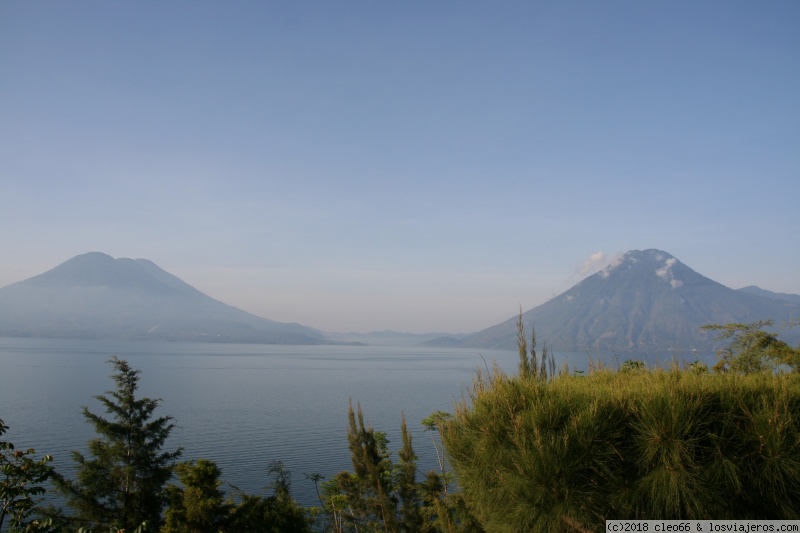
[324,330,470,347]
[737,285,800,305]
[428,249,800,353]
[0,252,327,344]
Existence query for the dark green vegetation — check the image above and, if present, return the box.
[702,319,800,373]
[316,402,481,533]
[3,317,799,532]
[50,356,182,531]
[1,419,54,531]
[161,459,310,533]
[438,318,800,532]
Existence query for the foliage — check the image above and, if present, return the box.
[53,357,182,532]
[162,458,310,533]
[76,523,147,533]
[420,411,453,496]
[226,460,311,533]
[516,310,554,381]
[440,322,800,531]
[620,359,645,373]
[0,419,54,532]
[321,401,399,532]
[703,320,800,373]
[318,401,482,533]
[15,318,800,532]
[162,459,230,533]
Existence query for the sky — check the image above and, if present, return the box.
[1,1,798,333]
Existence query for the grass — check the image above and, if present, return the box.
[440,364,800,532]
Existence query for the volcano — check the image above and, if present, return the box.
[0,252,326,344]
[447,249,800,353]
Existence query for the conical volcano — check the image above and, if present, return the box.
[0,252,326,344]
[460,249,800,353]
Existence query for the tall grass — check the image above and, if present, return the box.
[440,366,800,532]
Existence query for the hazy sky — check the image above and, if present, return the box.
[2,1,798,333]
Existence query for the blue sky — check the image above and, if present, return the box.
[1,1,798,333]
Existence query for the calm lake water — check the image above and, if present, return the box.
[0,337,525,507]
[0,337,704,509]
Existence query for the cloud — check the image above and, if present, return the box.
[579,251,611,276]
[654,258,683,289]
[582,251,625,279]
[655,257,677,279]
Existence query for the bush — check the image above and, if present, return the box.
[1,419,54,532]
[441,365,800,531]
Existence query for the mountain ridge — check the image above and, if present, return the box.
[425,249,800,353]
[3,250,798,349]
[737,285,800,305]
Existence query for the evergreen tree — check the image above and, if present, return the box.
[227,461,311,533]
[337,401,398,531]
[396,414,423,532]
[162,458,311,533]
[516,311,554,382]
[320,403,482,533]
[54,357,182,531]
[162,459,230,533]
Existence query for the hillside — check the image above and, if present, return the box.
[0,252,326,344]
[430,249,800,353]
[737,285,800,305]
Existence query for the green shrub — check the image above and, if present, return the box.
[441,366,800,531]
[1,419,55,532]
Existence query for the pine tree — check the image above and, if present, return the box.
[396,414,423,532]
[162,459,230,533]
[162,458,311,533]
[227,461,311,533]
[54,357,182,531]
[320,404,482,533]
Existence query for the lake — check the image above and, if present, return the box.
[0,337,528,508]
[0,337,704,509]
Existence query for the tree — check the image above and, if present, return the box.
[0,419,54,532]
[702,320,799,373]
[395,414,423,532]
[54,357,182,531]
[324,401,399,532]
[227,461,311,533]
[319,403,482,533]
[517,312,554,381]
[163,458,311,533]
[420,412,483,533]
[162,459,230,533]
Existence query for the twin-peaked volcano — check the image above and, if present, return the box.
[451,249,800,353]
[0,252,326,344]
